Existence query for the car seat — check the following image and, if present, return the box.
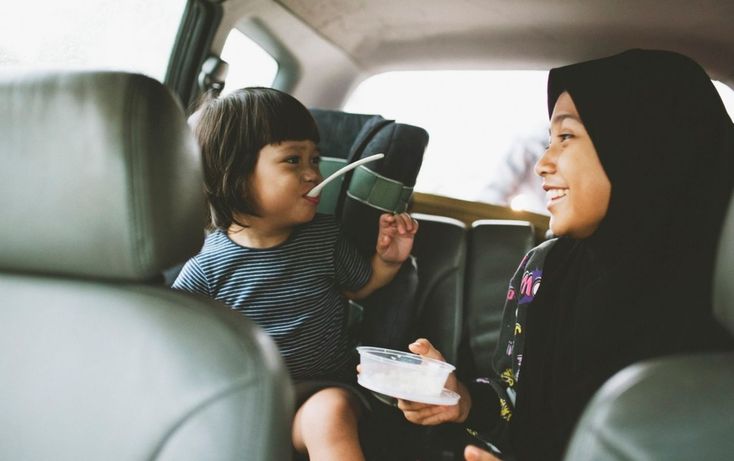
[0,70,293,461]
[410,213,467,365]
[309,108,428,351]
[563,191,734,460]
[463,219,535,378]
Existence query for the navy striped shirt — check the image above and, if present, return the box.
[172,214,372,379]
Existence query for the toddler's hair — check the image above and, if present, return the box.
[191,87,320,230]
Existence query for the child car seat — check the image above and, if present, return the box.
[309,108,428,351]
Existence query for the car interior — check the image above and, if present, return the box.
[2,0,733,460]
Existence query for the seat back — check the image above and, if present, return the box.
[410,213,467,365]
[0,71,293,461]
[464,220,535,377]
[563,192,734,461]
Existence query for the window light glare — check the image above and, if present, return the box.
[220,30,278,94]
[510,194,532,212]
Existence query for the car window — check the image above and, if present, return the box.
[0,0,186,82]
[220,29,279,94]
[344,70,551,213]
[345,71,734,214]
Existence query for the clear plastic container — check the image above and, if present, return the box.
[356,346,455,397]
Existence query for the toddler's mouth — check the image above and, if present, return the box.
[304,194,320,205]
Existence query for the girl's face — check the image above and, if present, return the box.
[535,91,611,238]
[247,139,322,229]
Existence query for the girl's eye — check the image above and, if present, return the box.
[311,156,321,165]
[285,156,300,165]
[559,133,573,142]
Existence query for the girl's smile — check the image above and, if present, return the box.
[544,187,568,205]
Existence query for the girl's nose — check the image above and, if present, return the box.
[534,146,555,177]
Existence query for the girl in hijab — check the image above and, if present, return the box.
[396,49,734,460]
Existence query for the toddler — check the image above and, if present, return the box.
[173,87,418,461]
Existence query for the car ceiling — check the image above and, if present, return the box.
[273,0,734,82]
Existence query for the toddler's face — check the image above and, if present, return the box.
[535,92,611,238]
[247,139,322,228]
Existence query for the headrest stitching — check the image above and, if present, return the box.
[123,76,146,275]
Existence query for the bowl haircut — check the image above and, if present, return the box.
[192,87,320,230]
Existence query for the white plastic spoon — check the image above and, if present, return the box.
[306,153,385,197]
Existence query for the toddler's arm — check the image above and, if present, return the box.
[344,212,418,300]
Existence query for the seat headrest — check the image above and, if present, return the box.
[714,192,734,335]
[0,71,205,281]
[309,109,381,159]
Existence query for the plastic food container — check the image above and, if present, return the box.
[356,346,455,397]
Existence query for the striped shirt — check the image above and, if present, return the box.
[172,214,372,380]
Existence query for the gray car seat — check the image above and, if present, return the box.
[0,71,293,461]
[563,192,734,461]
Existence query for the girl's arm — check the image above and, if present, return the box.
[343,212,418,300]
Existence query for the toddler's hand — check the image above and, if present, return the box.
[376,212,418,264]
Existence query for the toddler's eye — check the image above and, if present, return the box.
[311,156,322,165]
[285,156,300,164]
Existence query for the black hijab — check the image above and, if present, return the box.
[511,49,734,460]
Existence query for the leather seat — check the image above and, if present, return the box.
[464,219,535,377]
[563,192,734,460]
[0,71,293,460]
[411,213,467,365]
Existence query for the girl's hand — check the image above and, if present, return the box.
[464,445,501,461]
[397,338,473,425]
[376,212,418,264]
